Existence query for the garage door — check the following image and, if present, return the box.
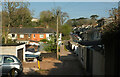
[17,48,23,62]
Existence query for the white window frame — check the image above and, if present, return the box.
[33,34,35,38]
[28,34,31,38]
[20,34,24,38]
[40,34,44,38]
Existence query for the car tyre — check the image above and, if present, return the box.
[9,69,20,77]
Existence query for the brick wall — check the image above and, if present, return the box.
[17,34,31,41]
[17,34,46,41]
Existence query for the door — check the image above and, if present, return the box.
[17,48,23,62]
[2,56,15,74]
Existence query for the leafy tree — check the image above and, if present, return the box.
[2,2,30,44]
[41,35,57,53]
[101,8,120,75]
[101,8,119,46]
[90,15,99,20]
[109,8,119,23]
[40,39,49,42]
[2,11,9,27]
[60,24,72,40]
[102,8,119,34]
[0,12,1,26]
[14,7,32,27]
[66,19,78,27]
[66,17,96,27]
[40,10,53,28]
[39,7,69,35]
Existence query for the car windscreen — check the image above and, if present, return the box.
[26,48,35,52]
[25,54,39,58]
[12,56,21,63]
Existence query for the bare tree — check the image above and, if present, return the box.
[2,0,30,44]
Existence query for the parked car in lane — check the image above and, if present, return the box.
[74,45,79,56]
[0,55,23,77]
[77,36,82,41]
[25,51,42,62]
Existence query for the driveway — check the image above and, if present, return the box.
[21,45,86,76]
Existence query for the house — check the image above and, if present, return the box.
[97,17,113,28]
[31,18,39,22]
[78,40,105,75]
[8,27,56,45]
[81,28,101,41]
[0,43,26,62]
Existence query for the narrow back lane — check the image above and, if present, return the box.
[48,44,86,75]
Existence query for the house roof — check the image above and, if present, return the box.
[1,43,25,46]
[86,28,101,33]
[9,27,56,34]
[81,28,101,34]
[78,40,102,46]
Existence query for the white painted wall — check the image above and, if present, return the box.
[16,44,26,62]
[46,34,50,40]
[0,46,16,56]
[0,44,26,62]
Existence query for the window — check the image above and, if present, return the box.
[12,34,15,37]
[20,34,24,38]
[28,34,31,38]
[33,34,35,38]
[40,34,44,38]
[4,57,14,63]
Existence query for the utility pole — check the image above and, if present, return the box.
[56,10,59,59]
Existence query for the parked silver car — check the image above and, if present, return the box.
[0,55,23,77]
